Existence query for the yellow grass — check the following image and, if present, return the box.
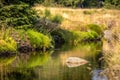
[33,6,120,31]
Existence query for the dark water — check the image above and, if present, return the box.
[0,42,107,80]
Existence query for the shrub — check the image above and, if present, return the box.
[0,3,38,29]
[26,30,52,49]
[44,9,51,18]
[51,14,63,24]
[87,24,103,36]
[43,9,63,24]
[83,10,92,15]
[51,29,100,45]
[71,31,99,42]
[1,0,41,6]
[42,0,55,6]
[82,30,99,41]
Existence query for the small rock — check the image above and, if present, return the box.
[66,57,88,67]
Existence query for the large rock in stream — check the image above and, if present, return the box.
[66,57,88,67]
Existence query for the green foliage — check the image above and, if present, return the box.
[87,24,103,36]
[0,3,38,29]
[58,0,80,7]
[0,39,17,53]
[0,28,17,53]
[51,14,63,24]
[44,9,51,18]
[82,0,99,8]
[59,0,85,8]
[1,0,42,6]
[42,0,55,6]
[26,30,52,49]
[0,0,4,8]
[104,0,120,9]
[30,0,119,9]
[3,0,117,9]
[43,9,63,24]
[51,29,100,45]
[80,30,99,41]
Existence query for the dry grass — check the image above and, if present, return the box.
[33,6,120,31]
[103,26,120,80]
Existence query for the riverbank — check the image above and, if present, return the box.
[0,4,105,54]
[1,5,120,54]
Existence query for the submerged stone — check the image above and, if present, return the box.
[66,57,88,67]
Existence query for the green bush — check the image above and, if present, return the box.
[42,0,55,6]
[87,24,103,36]
[83,10,92,15]
[43,9,63,24]
[1,0,42,6]
[0,3,38,29]
[44,9,51,18]
[26,30,52,49]
[81,30,99,41]
[51,14,63,24]
[51,29,100,45]
[57,0,80,8]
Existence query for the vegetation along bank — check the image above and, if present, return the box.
[0,0,119,56]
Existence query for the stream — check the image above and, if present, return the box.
[0,42,108,80]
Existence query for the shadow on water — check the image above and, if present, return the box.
[0,42,107,80]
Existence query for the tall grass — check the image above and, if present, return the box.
[51,29,100,45]
[103,26,120,80]
[34,6,120,31]
[0,27,17,53]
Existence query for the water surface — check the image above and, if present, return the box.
[0,42,106,80]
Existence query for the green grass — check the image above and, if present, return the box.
[26,30,52,49]
[0,28,17,53]
[87,24,104,36]
[51,29,100,45]
[51,14,63,24]
[0,39,17,53]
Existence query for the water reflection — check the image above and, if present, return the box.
[14,51,53,68]
[92,69,108,80]
[0,42,106,80]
